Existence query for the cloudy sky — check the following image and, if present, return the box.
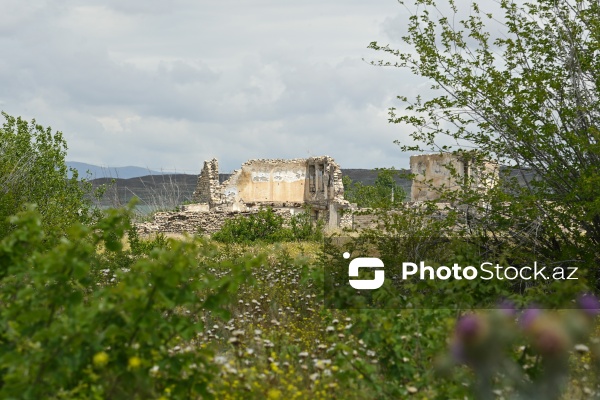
[1,0,435,174]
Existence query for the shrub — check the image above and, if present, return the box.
[212,207,322,244]
[0,112,99,241]
[0,205,254,399]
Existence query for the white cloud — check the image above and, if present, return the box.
[0,0,453,173]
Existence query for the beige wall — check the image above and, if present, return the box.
[222,160,307,203]
[410,153,498,201]
[411,154,464,201]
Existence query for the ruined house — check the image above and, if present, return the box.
[137,156,351,235]
[410,153,499,202]
[191,156,350,225]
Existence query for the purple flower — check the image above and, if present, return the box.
[520,307,541,329]
[456,314,481,342]
[497,299,517,316]
[577,294,600,316]
[450,341,465,363]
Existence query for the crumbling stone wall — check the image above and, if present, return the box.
[192,158,221,206]
[136,204,293,235]
[220,158,307,206]
[193,155,350,227]
[138,156,352,235]
[410,153,498,201]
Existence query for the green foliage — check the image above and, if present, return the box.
[289,205,324,242]
[368,0,600,285]
[0,205,254,399]
[0,112,99,241]
[343,168,406,209]
[127,223,169,256]
[212,207,322,244]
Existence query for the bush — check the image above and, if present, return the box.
[0,205,254,399]
[0,112,98,241]
[212,207,322,244]
[342,168,406,209]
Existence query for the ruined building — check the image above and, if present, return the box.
[410,153,499,202]
[136,152,499,235]
[192,156,350,225]
[137,156,351,235]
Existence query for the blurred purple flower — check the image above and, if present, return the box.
[577,294,600,316]
[520,307,541,329]
[497,299,517,316]
[456,314,481,342]
[450,341,465,363]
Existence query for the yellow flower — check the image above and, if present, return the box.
[128,356,142,369]
[93,351,109,367]
[267,389,282,399]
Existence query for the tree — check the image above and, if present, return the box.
[0,112,96,239]
[369,0,600,285]
[343,168,406,209]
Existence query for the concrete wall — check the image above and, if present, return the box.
[410,153,498,201]
[221,159,307,204]
[410,154,464,201]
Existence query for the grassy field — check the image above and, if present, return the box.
[150,238,600,399]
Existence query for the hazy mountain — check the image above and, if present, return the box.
[66,162,180,180]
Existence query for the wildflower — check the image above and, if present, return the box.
[578,294,600,316]
[93,351,109,367]
[455,314,484,343]
[520,307,542,329]
[528,315,571,357]
[575,344,590,353]
[128,356,142,369]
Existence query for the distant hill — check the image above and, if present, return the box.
[67,162,180,180]
[89,174,199,210]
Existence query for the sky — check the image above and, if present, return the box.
[1,0,438,174]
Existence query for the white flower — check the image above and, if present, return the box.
[575,344,590,353]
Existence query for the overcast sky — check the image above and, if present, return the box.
[1,0,437,173]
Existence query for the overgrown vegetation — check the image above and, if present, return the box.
[368,0,600,287]
[342,168,406,209]
[212,206,323,244]
[0,112,100,241]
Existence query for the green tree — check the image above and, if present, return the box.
[343,168,406,209]
[0,112,96,240]
[369,0,600,284]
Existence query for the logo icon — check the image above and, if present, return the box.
[345,252,385,290]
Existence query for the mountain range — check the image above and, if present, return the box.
[66,162,179,180]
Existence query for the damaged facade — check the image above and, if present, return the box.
[138,156,351,235]
[410,153,499,202]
